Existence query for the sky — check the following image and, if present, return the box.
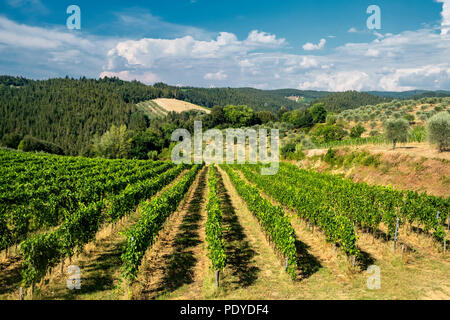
[0,0,449,91]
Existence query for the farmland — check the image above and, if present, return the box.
[0,149,448,300]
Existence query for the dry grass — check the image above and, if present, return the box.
[301,143,450,197]
[152,98,210,114]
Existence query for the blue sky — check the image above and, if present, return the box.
[0,0,449,91]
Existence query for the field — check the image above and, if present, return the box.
[137,99,210,118]
[0,149,449,300]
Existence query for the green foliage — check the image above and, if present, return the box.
[93,124,132,159]
[323,148,336,164]
[121,165,201,281]
[223,105,256,127]
[237,164,359,257]
[0,150,178,287]
[350,124,365,138]
[313,91,389,112]
[403,113,415,122]
[17,135,64,155]
[427,112,450,152]
[309,103,327,123]
[0,77,180,155]
[384,118,410,148]
[206,165,226,272]
[311,124,347,143]
[1,133,22,149]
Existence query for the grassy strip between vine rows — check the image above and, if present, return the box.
[121,164,202,282]
[221,165,298,279]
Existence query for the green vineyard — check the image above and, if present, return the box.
[0,149,448,300]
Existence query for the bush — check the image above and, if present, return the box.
[350,124,365,138]
[427,112,450,152]
[17,136,64,155]
[403,114,415,122]
[323,148,337,164]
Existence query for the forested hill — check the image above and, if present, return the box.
[313,91,390,112]
[0,76,183,155]
[179,87,329,110]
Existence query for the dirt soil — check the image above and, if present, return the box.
[302,143,450,197]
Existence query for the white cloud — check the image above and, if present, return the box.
[100,70,160,83]
[245,30,286,46]
[302,39,326,51]
[348,27,358,33]
[2,3,450,92]
[204,70,227,80]
[437,0,450,35]
[298,71,370,91]
[300,57,319,68]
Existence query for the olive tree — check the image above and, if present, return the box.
[384,118,409,149]
[427,112,450,152]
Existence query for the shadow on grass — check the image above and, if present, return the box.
[357,247,376,271]
[38,241,123,300]
[0,256,22,296]
[216,170,259,288]
[293,237,322,281]
[149,168,207,298]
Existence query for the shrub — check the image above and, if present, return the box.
[323,148,337,164]
[350,124,365,138]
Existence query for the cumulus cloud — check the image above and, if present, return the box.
[438,0,450,35]
[302,39,326,51]
[0,16,111,78]
[245,30,286,46]
[299,71,370,91]
[2,2,450,91]
[99,70,160,83]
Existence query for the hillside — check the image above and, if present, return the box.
[313,91,390,112]
[178,87,311,112]
[0,76,186,155]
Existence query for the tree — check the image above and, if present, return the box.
[223,105,255,127]
[310,124,347,143]
[427,112,450,152]
[93,124,132,159]
[350,124,365,138]
[309,103,327,123]
[384,118,409,149]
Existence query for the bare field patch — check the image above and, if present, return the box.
[152,98,210,114]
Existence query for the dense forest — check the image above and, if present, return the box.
[313,91,390,112]
[0,76,185,155]
[178,87,304,111]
